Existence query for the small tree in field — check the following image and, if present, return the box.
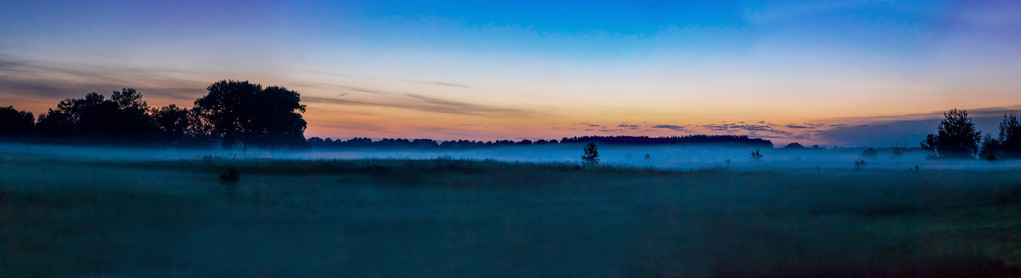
[921,109,981,158]
[581,142,599,165]
[750,149,763,160]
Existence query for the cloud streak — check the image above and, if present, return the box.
[306,71,471,89]
[0,54,207,105]
[304,93,538,118]
[651,124,687,131]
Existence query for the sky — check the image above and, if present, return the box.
[2,0,1021,146]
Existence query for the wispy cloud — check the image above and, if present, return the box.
[698,122,794,138]
[304,93,538,118]
[651,124,687,131]
[306,71,471,89]
[0,54,207,105]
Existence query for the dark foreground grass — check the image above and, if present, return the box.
[2,157,1021,277]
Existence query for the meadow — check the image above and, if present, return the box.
[2,154,1021,277]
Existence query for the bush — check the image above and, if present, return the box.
[861,147,877,157]
[219,166,240,184]
[854,159,867,170]
[980,134,1002,161]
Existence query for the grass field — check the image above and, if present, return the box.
[2,156,1021,277]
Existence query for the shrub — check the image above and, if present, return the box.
[979,134,1002,161]
[750,149,763,160]
[861,147,877,157]
[219,166,240,184]
[854,159,867,170]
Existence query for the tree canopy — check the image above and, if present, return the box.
[5,80,308,149]
[999,112,1021,158]
[193,80,307,149]
[0,106,34,137]
[921,109,981,158]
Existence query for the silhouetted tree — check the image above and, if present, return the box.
[581,142,599,165]
[979,134,1002,161]
[154,104,191,143]
[193,80,307,149]
[32,89,160,142]
[921,109,981,158]
[999,112,1021,158]
[107,88,159,140]
[0,106,34,137]
[783,142,805,149]
[35,106,75,138]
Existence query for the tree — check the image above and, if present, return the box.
[921,109,981,158]
[999,112,1021,158]
[0,106,34,137]
[979,134,1002,161]
[154,104,191,143]
[33,89,159,142]
[35,107,75,138]
[104,88,159,140]
[246,86,308,148]
[581,142,599,165]
[193,80,307,149]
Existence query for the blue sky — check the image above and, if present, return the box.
[2,0,1021,145]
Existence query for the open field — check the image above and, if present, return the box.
[3,156,1021,277]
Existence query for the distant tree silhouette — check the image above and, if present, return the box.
[999,112,1021,158]
[107,88,159,140]
[581,142,599,165]
[306,135,777,150]
[193,80,307,149]
[34,89,159,141]
[979,134,1002,161]
[783,142,805,149]
[861,147,877,157]
[921,109,981,158]
[0,106,34,137]
[560,135,772,147]
[154,104,191,144]
[892,145,904,157]
[35,105,75,138]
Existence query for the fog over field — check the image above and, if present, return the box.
[3,147,1021,277]
[4,142,1020,171]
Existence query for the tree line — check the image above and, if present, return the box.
[306,135,774,149]
[0,80,308,149]
[559,135,773,147]
[922,108,1021,159]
